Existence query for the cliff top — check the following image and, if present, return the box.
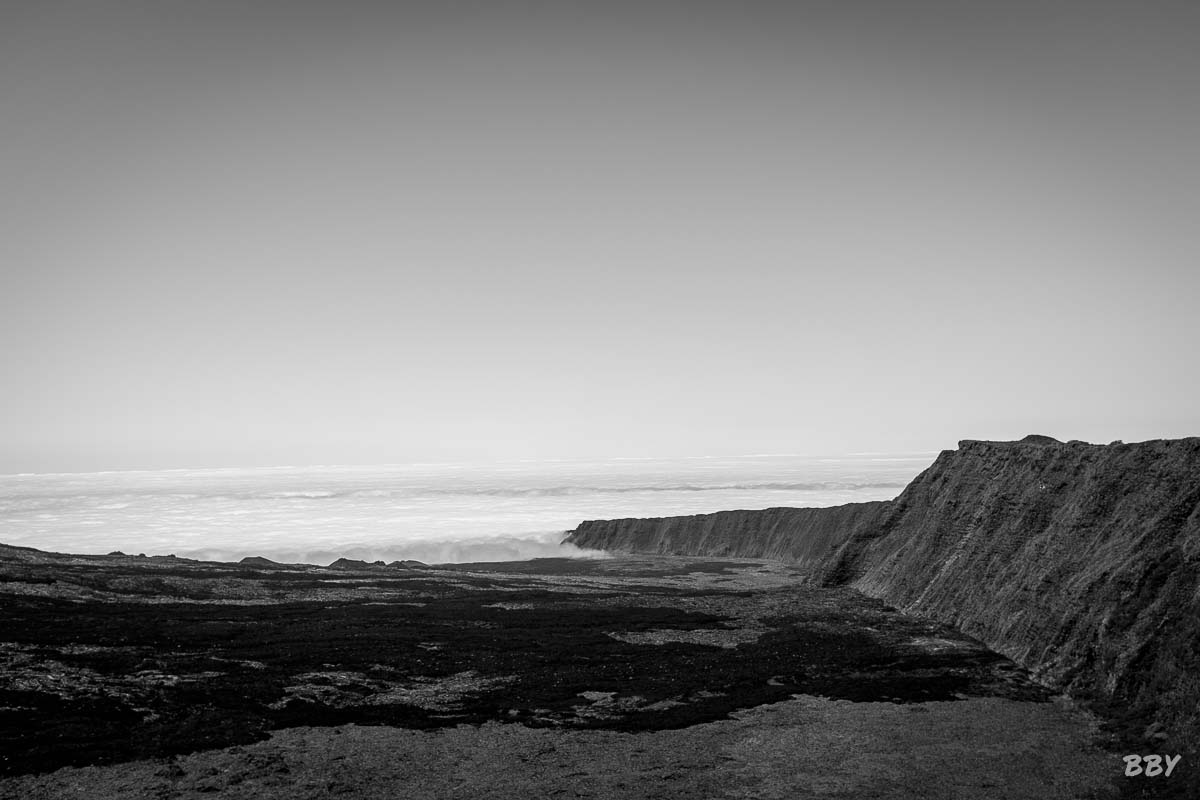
[957,434,1064,448]
[956,435,1200,451]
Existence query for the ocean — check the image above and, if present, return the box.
[0,453,934,565]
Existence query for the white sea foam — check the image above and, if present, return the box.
[0,454,929,565]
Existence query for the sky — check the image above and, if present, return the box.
[3,0,1199,472]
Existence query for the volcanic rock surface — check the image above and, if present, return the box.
[567,436,1200,794]
[0,547,1123,798]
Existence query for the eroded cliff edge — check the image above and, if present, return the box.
[565,436,1200,742]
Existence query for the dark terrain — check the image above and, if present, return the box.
[1,548,1049,777]
[11,433,1195,799]
[569,436,1200,799]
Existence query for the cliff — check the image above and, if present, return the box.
[565,436,1200,743]
[566,502,890,568]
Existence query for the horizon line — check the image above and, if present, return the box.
[0,451,945,479]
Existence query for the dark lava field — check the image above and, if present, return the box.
[0,547,1052,779]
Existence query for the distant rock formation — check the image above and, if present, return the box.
[239,556,281,568]
[565,436,1200,743]
[566,503,890,567]
[1018,433,1061,445]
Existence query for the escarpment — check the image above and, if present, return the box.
[567,502,890,568]
[565,436,1200,742]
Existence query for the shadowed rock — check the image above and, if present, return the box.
[566,435,1200,760]
[328,558,387,570]
[240,556,281,568]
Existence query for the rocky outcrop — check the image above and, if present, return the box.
[239,556,282,568]
[567,503,889,569]
[328,558,390,570]
[564,436,1200,742]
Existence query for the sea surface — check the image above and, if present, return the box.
[0,454,935,565]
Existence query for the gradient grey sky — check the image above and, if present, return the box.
[3,0,1199,471]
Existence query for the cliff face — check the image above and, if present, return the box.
[567,502,890,569]
[564,436,1200,739]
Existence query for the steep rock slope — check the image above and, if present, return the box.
[564,436,1200,742]
[835,437,1200,740]
[567,502,889,568]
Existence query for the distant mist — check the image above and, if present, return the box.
[174,530,609,567]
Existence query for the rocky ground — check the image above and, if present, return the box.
[0,546,1150,798]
